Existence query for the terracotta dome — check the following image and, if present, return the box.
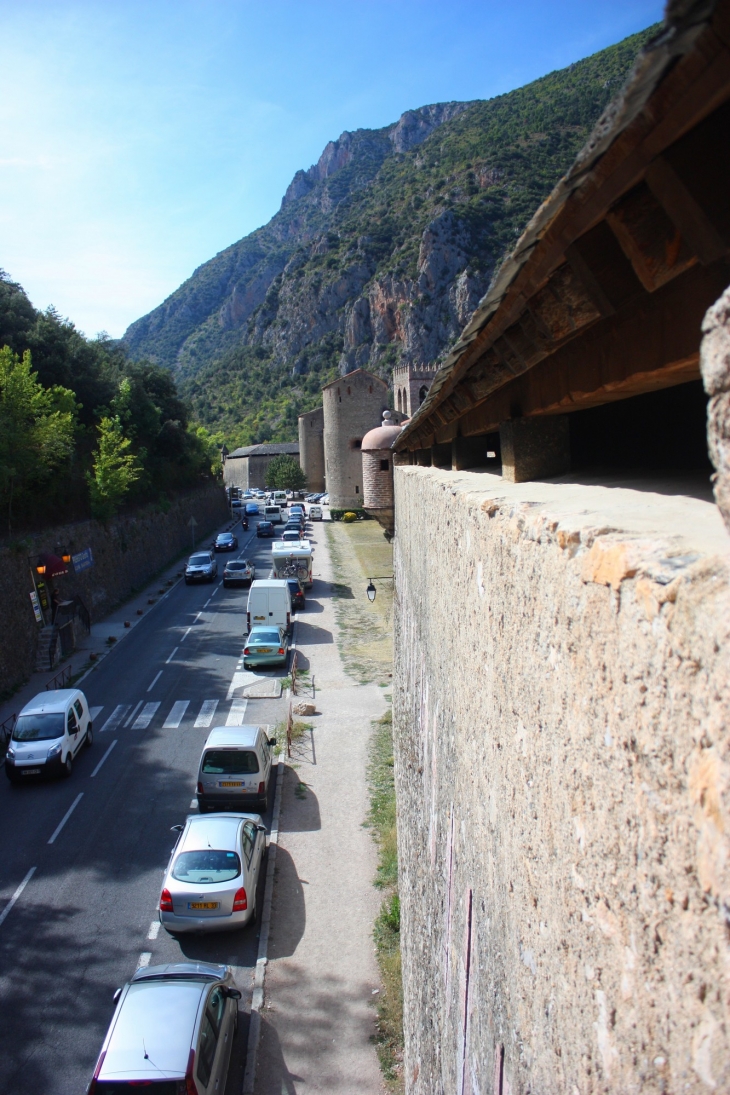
[361,411,403,452]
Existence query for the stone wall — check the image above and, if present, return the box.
[393,465,730,1095]
[323,370,388,509]
[0,484,227,695]
[298,406,325,492]
[701,283,730,534]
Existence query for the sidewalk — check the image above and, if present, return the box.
[0,517,239,731]
[253,522,387,1094]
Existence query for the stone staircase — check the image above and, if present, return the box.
[35,626,60,673]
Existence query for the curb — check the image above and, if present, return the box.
[242,745,286,1094]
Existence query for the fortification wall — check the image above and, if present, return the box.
[323,372,387,508]
[298,407,325,492]
[0,484,227,695]
[393,465,730,1095]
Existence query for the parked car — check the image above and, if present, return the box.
[243,625,289,669]
[5,689,92,782]
[286,578,306,611]
[88,961,241,1093]
[159,812,267,934]
[256,520,275,538]
[196,724,277,813]
[214,532,238,553]
[245,503,260,516]
[309,505,323,520]
[281,528,303,543]
[321,493,329,505]
[223,558,256,587]
[185,551,218,584]
[289,506,306,522]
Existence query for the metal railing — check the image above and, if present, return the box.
[46,665,72,691]
[290,650,299,697]
[0,714,16,754]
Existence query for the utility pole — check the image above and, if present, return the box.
[188,516,198,548]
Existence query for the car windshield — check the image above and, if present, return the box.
[250,631,281,645]
[287,581,300,593]
[172,849,241,884]
[202,749,259,774]
[189,554,210,565]
[13,712,64,741]
[217,535,232,542]
[95,1084,181,1094]
[226,563,246,570]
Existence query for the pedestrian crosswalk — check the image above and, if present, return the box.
[95,697,252,732]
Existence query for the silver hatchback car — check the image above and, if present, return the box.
[160,813,267,934]
[88,961,240,1093]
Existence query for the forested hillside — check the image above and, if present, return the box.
[124,26,657,448]
[0,272,219,534]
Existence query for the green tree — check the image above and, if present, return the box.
[87,415,143,519]
[0,346,76,531]
[265,454,307,491]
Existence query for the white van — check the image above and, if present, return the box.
[196,724,277,812]
[309,505,323,520]
[263,504,283,524]
[6,689,92,781]
[271,491,287,506]
[246,578,292,633]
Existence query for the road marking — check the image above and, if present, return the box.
[204,598,211,608]
[89,706,103,723]
[124,700,143,727]
[227,670,258,699]
[189,797,198,809]
[194,612,202,622]
[194,700,218,728]
[147,921,161,941]
[133,702,160,730]
[48,793,84,844]
[147,670,163,692]
[181,627,192,642]
[0,867,37,929]
[137,952,152,969]
[211,585,220,596]
[163,701,190,729]
[166,647,179,664]
[90,740,117,778]
[100,705,130,734]
[226,698,248,726]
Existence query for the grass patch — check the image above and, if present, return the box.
[326,521,393,685]
[367,709,403,1090]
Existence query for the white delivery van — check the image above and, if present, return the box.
[246,579,292,633]
[263,504,283,524]
[6,689,92,781]
[271,540,314,588]
[309,505,323,520]
[271,491,287,506]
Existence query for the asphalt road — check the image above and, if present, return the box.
[0,518,290,1095]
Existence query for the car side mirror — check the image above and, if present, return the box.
[225,987,242,1000]
[268,737,277,746]
[170,824,183,832]
[257,824,267,833]
[113,987,122,1003]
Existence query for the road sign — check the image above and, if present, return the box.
[188,517,197,527]
[188,515,198,546]
[72,547,94,572]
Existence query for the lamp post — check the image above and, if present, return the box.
[366,576,393,602]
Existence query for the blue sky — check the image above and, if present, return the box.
[0,0,662,339]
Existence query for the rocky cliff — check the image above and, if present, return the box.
[123,27,656,446]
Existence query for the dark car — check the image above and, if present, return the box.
[245,503,260,516]
[286,579,306,611]
[257,520,275,538]
[214,532,238,552]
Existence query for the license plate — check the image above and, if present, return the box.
[219,781,242,788]
[22,768,41,775]
[257,647,272,653]
[188,901,219,910]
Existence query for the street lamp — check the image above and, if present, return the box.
[35,560,46,576]
[366,576,393,602]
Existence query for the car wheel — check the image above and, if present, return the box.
[85,725,93,748]
[185,578,190,585]
[63,754,73,777]
[5,770,18,785]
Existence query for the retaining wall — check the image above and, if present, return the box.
[393,465,730,1094]
[0,483,227,695]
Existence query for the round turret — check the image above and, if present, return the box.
[361,411,403,533]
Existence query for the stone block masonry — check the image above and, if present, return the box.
[0,484,228,696]
[393,465,730,1094]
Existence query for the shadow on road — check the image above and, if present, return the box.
[266,845,306,961]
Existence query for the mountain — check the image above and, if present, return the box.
[123,26,657,447]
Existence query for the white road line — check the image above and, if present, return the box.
[0,867,37,929]
[194,612,202,622]
[147,921,161,941]
[166,647,179,664]
[100,705,130,734]
[163,701,190,729]
[181,627,192,642]
[90,740,117,778]
[189,797,198,809]
[226,698,248,726]
[89,706,103,723]
[194,700,218,728]
[204,598,211,608]
[48,793,84,844]
[147,670,163,692]
[137,952,152,969]
[124,700,143,727]
[133,702,160,730]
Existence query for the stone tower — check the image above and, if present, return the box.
[298,406,325,492]
[362,410,403,534]
[322,369,388,509]
[392,362,438,418]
